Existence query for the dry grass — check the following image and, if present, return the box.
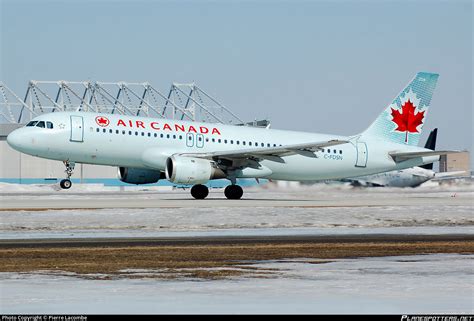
[1,241,472,279]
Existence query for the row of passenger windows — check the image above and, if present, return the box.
[94,127,344,154]
[26,120,54,129]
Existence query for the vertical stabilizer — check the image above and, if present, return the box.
[420,128,438,170]
[361,72,439,146]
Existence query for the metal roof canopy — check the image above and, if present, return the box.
[0,80,269,127]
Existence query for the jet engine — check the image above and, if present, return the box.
[118,167,164,184]
[165,155,226,184]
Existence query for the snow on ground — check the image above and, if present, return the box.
[1,183,472,313]
[0,182,472,239]
[1,254,472,314]
[0,204,473,239]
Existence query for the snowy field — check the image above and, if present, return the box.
[0,181,472,239]
[0,182,472,314]
[1,254,472,314]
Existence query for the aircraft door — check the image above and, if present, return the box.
[196,134,204,148]
[70,115,84,142]
[355,142,368,167]
[186,133,194,147]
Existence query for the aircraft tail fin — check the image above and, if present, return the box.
[360,72,439,146]
[420,128,438,170]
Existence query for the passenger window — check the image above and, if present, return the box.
[26,121,38,127]
[224,139,227,144]
[179,135,183,140]
[103,128,106,133]
[96,128,100,132]
[36,121,45,128]
[160,134,164,138]
[122,130,126,135]
[230,140,233,144]
[333,149,337,154]
[339,150,342,154]
[243,141,246,146]
[218,139,221,143]
[116,130,119,134]
[135,132,138,136]
[129,131,132,135]
[109,129,113,133]
[46,122,53,129]
[236,141,240,145]
[154,133,157,137]
[141,132,145,136]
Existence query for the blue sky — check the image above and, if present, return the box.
[1,0,472,165]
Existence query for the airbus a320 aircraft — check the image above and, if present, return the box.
[7,72,456,199]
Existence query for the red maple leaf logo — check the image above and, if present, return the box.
[95,116,110,127]
[391,99,425,143]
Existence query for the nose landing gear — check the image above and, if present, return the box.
[60,161,75,189]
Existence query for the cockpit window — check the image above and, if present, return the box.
[46,121,53,129]
[26,121,38,127]
[36,121,45,128]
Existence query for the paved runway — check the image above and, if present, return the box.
[0,233,472,248]
[0,189,471,210]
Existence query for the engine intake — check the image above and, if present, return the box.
[165,155,225,184]
[118,167,164,185]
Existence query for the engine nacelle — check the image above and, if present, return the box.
[165,155,226,184]
[118,167,164,185]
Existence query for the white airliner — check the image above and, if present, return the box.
[348,166,467,188]
[7,72,456,199]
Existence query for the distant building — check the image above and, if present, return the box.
[439,151,471,175]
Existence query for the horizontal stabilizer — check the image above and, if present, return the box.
[434,171,468,179]
[389,150,459,162]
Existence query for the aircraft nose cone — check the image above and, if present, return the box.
[6,129,26,152]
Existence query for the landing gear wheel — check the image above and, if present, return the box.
[191,184,209,200]
[60,160,75,190]
[224,185,243,200]
[60,179,72,189]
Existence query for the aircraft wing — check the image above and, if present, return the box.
[389,150,459,162]
[177,139,349,162]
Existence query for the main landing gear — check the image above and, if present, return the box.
[190,183,243,200]
[224,185,243,200]
[190,184,209,200]
[60,161,75,189]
